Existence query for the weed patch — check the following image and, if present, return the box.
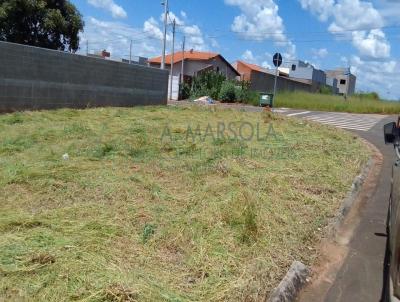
[0,106,369,301]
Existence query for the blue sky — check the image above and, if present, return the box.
[71,0,400,100]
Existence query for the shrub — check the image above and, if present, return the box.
[190,71,226,99]
[180,82,191,100]
[354,91,380,101]
[319,85,333,95]
[219,81,236,103]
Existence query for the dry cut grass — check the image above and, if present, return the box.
[0,106,369,301]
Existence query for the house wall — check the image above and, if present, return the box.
[326,69,356,95]
[326,77,339,94]
[250,71,311,93]
[150,56,238,80]
[289,64,313,81]
[0,41,168,112]
[312,69,327,85]
[348,74,356,95]
[289,60,326,85]
[233,61,253,81]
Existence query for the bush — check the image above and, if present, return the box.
[354,91,380,101]
[234,81,260,106]
[180,82,191,100]
[319,85,333,95]
[243,90,261,106]
[190,71,226,99]
[219,81,236,103]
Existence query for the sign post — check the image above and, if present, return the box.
[272,52,283,108]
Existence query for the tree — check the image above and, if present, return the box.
[0,0,84,52]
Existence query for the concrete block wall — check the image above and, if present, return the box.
[250,72,311,93]
[0,41,169,112]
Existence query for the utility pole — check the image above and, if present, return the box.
[86,40,89,56]
[129,39,132,64]
[161,0,169,69]
[169,19,176,100]
[180,36,185,85]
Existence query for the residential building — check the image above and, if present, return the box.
[233,60,312,93]
[286,60,327,92]
[148,50,240,80]
[325,68,356,95]
[325,77,339,94]
[121,56,148,66]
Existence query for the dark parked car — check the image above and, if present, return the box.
[383,120,400,302]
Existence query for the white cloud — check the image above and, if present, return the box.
[210,38,220,48]
[87,0,127,19]
[346,55,400,99]
[261,61,272,69]
[298,0,334,21]
[160,11,185,26]
[155,11,209,50]
[80,11,216,61]
[240,50,273,69]
[298,0,391,59]
[143,17,165,41]
[351,29,390,58]
[180,11,187,19]
[328,0,383,32]
[225,0,296,57]
[80,17,162,59]
[241,50,257,63]
[312,48,328,58]
[373,0,400,23]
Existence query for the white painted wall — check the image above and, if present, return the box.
[168,75,180,100]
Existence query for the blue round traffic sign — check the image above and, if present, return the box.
[273,53,283,67]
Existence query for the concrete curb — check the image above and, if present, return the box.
[268,261,310,302]
[266,138,378,302]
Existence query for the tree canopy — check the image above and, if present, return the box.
[0,0,84,52]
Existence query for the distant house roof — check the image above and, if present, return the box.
[148,51,240,76]
[235,60,268,73]
[235,60,311,86]
[235,60,289,77]
[148,51,219,64]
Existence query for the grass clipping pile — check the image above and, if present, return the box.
[0,106,369,301]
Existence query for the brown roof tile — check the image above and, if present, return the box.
[148,51,219,64]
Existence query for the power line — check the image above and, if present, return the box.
[207,24,400,37]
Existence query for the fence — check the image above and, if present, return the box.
[250,71,312,93]
[0,41,169,112]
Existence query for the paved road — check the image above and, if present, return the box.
[277,109,396,302]
[275,108,386,131]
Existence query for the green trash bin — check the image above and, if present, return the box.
[259,93,274,107]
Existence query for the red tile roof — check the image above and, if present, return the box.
[148,51,219,64]
[236,60,267,73]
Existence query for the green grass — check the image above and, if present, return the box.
[275,91,400,114]
[0,106,369,301]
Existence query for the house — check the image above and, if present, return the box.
[233,60,312,93]
[325,68,356,95]
[148,50,240,80]
[121,56,148,66]
[285,60,330,92]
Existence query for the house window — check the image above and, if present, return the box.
[216,66,220,73]
[340,79,346,85]
[291,64,296,71]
